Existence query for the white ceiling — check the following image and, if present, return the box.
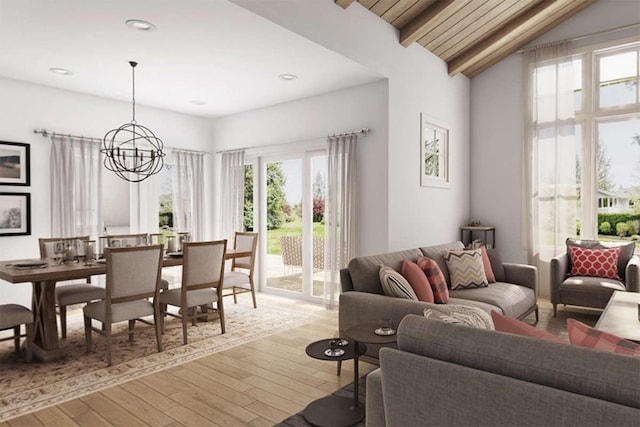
[0,0,383,118]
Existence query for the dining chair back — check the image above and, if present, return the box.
[223,232,258,308]
[38,236,104,339]
[159,240,227,344]
[106,233,150,248]
[0,304,34,362]
[83,244,164,366]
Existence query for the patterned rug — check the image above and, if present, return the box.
[0,300,319,422]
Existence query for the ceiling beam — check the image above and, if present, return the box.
[464,0,596,77]
[399,0,461,47]
[335,0,356,9]
[447,0,590,76]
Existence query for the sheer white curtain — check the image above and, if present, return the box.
[219,150,245,242]
[172,150,205,241]
[324,134,358,310]
[50,135,103,237]
[523,42,577,290]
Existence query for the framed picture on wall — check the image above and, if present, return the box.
[0,141,30,186]
[0,192,31,236]
[420,114,450,188]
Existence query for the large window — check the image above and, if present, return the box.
[575,41,640,247]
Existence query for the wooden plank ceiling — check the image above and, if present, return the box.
[335,0,597,78]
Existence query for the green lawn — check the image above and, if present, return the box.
[266,220,325,255]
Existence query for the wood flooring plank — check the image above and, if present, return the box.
[58,399,93,419]
[164,405,219,427]
[119,380,179,411]
[6,414,44,427]
[164,369,253,406]
[239,365,328,399]
[137,371,196,397]
[248,416,277,427]
[84,394,147,427]
[100,386,175,426]
[243,386,304,416]
[242,375,316,407]
[72,411,113,427]
[170,391,257,425]
[245,400,290,424]
[176,361,252,392]
[32,406,79,427]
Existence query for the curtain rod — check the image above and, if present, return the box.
[216,127,371,154]
[517,22,640,53]
[33,129,211,155]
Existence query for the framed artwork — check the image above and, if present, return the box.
[0,141,30,186]
[0,192,31,236]
[420,114,450,188]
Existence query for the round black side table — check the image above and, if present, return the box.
[304,338,366,427]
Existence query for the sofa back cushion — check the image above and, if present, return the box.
[348,248,423,294]
[397,315,640,409]
[419,241,465,286]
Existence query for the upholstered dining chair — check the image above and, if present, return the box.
[159,240,227,344]
[222,232,258,308]
[39,236,105,339]
[0,304,34,362]
[83,244,164,366]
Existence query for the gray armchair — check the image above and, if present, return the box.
[550,239,639,316]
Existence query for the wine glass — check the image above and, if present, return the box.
[53,242,65,265]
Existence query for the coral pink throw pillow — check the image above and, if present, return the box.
[568,246,621,279]
[480,246,496,283]
[491,311,564,343]
[400,259,434,303]
[417,255,449,304]
[567,319,640,357]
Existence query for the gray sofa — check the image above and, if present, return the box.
[366,315,640,426]
[339,242,538,362]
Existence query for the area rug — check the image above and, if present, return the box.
[0,300,319,422]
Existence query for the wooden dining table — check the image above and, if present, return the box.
[0,248,251,362]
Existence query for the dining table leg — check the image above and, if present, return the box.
[31,280,67,361]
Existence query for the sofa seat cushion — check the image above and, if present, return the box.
[557,276,625,309]
[349,248,423,294]
[447,297,499,314]
[449,282,535,318]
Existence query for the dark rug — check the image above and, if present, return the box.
[275,303,601,426]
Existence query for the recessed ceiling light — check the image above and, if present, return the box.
[189,100,206,106]
[279,74,298,81]
[125,19,156,31]
[49,67,73,75]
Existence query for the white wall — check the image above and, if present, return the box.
[212,80,389,256]
[470,0,640,269]
[233,0,471,252]
[0,77,211,305]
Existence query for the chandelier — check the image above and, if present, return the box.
[102,61,165,182]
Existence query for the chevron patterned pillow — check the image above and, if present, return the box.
[445,249,488,290]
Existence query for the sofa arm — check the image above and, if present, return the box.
[365,369,385,427]
[549,253,569,304]
[626,254,639,293]
[503,263,538,294]
[339,291,435,332]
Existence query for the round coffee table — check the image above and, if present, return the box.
[304,338,366,427]
[345,323,398,416]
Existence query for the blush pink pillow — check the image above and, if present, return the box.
[417,255,449,304]
[400,259,434,303]
[480,246,496,283]
[567,319,640,357]
[491,311,564,343]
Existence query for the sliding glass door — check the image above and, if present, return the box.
[247,150,326,302]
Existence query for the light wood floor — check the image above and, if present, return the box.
[1,295,376,427]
